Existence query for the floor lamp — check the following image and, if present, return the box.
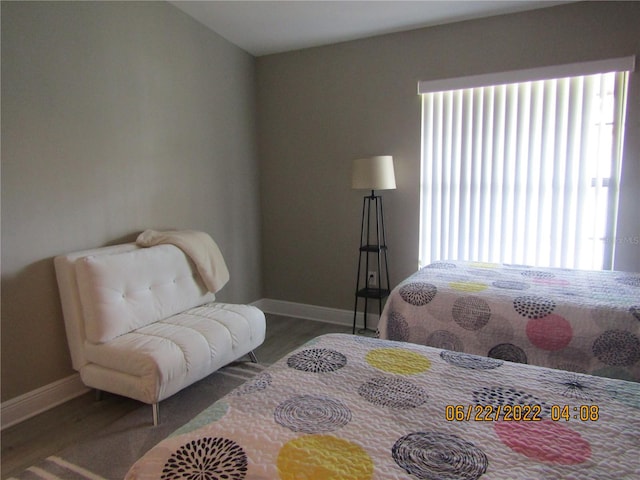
[351,155,395,334]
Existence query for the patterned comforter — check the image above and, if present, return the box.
[378,261,640,382]
[126,333,639,479]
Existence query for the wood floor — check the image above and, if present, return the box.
[0,314,355,479]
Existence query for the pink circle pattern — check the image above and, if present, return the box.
[526,314,573,351]
[494,420,591,465]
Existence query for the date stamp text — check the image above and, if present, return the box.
[445,404,600,422]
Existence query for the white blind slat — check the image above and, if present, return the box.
[550,78,568,267]
[459,89,473,260]
[419,62,629,270]
[574,76,594,264]
[469,89,484,261]
[524,81,542,264]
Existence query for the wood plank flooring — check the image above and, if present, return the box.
[0,314,355,479]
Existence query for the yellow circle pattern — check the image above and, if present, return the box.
[449,281,488,292]
[277,435,373,480]
[365,348,431,374]
[469,262,499,268]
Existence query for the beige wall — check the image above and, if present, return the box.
[1,2,262,400]
[256,1,640,312]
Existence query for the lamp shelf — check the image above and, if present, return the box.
[359,245,388,253]
[356,287,390,299]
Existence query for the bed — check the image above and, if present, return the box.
[126,333,639,479]
[377,261,640,383]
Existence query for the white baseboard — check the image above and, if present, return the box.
[251,298,379,331]
[1,373,89,431]
[1,299,374,430]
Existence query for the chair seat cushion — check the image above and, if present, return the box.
[82,302,265,403]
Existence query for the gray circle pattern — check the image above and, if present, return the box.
[592,330,640,366]
[358,376,429,409]
[538,371,612,402]
[472,386,550,417]
[488,343,528,364]
[234,372,272,396]
[521,270,555,279]
[492,280,530,290]
[513,295,556,319]
[399,282,438,306]
[286,348,347,373]
[616,276,640,287]
[392,431,488,480]
[452,297,491,331]
[161,437,247,480]
[274,395,351,433]
[440,350,503,370]
[387,311,410,341]
[426,262,457,269]
[426,330,464,351]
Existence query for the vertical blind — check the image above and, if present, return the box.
[419,57,634,270]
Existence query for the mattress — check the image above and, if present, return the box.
[126,333,639,479]
[378,261,640,382]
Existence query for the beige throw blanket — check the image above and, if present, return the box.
[136,229,229,293]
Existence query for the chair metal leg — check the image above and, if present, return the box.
[248,351,258,363]
[152,403,159,426]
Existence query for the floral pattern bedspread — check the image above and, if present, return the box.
[126,333,640,479]
[378,261,640,382]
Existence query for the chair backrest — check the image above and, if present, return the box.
[54,243,215,370]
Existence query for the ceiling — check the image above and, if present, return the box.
[169,1,572,56]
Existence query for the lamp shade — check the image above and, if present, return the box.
[351,155,396,190]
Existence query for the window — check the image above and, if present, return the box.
[419,57,635,270]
